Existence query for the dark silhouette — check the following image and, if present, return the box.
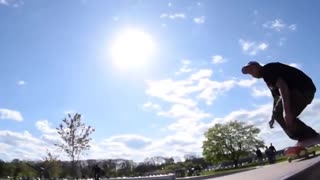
[242,61,319,146]
[255,147,263,164]
[92,164,103,180]
[264,146,273,164]
[269,143,277,163]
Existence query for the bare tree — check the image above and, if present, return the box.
[55,113,95,178]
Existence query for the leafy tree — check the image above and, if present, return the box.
[202,120,264,168]
[55,113,95,179]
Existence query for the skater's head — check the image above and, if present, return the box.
[241,61,262,78]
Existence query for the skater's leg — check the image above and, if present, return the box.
[289,90,319,141]
[273,92,318,140]
[273,97,295,138]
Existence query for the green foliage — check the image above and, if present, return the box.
[42,150,62,178]
[202,120,264,167]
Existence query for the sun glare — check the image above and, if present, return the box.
[110,28,156,71]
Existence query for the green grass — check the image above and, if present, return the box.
[309,145,320,152]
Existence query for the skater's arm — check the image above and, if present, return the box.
[276,78,291,117]
[268,89,280,128]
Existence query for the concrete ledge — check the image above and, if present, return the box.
[108,174,176,180]
[283,159,320,180]
[176,168,256,180]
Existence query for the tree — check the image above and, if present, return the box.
[42,150,62,178]
[55,113,95,179]
[0,159,5,178]
[202,120,264,168]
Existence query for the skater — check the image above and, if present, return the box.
[241,61,319,147]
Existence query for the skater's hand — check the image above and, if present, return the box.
[269,119,275,129]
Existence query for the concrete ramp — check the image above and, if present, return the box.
[211,156,320,180]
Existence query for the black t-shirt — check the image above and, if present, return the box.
[261,62,316,96]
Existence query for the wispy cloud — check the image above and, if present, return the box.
[113,16,119,21]
[160,13,186,20]
[143,102,162,112]
[0,109,23,122]
[0,0,23,7]
[212,55,227,64]
[175,59,192,75]
[288,24,297,31]
[104,134,152,150]
[278,37,287,46]
[193,16,205,24]
[17,80,26,86]
[0,0,8,5]
[239,39,268,55]
[263,19,297,32]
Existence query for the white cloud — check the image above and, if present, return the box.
[193,16,205,24]
[168,2,172,7]
[263,19,297,32]
[145,79,198,107]
[237,79,257,87]
[288,63,301,68]
[197,79,236,105]
[159,104,210,121]
[36,120,56,134]
[160,13,186,20]
[190,69,212,81]
[252,87,271,97]
[0,109,23,122]
[17,80,26,86]
[258,43,268,50]
[147,64,258,106]
[239,39,269,55]
[0,130,51,161]
[212,55,227,64]
[35,120,61,145]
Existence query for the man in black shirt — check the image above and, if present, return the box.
[241,61,319,146]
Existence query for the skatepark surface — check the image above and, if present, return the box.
[211,155,320,180]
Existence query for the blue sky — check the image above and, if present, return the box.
[1,0,320,162]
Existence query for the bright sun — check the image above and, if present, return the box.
[110,28,156,71]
